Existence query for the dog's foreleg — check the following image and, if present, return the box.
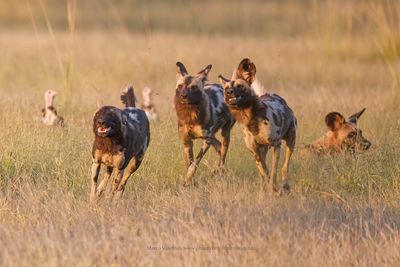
[253,146,269,192]
[96,166,113,198]
[183,140,211,186]
[280,145,293,194]
[183,138,194,168]
[90,161,101,202]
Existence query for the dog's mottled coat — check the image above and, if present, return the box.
[219,58,296,193]
[90,86,150,200]
[174,62,235,186]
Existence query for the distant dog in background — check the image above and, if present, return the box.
[175,62,235,186]
[219,58,296,193]
[41,90,64,126]
[309,108,371,153]
[91,86,150,200]
[141,86,158,121]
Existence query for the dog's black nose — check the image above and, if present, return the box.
[226,89,233,95]
[364,141,371,150]
[97,119,106,125]
[180,93,188,99]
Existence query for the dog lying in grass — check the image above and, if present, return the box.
[41,90,64,127]
[174,62,235,186]
[308,108,371,153]
[90,86,150,201]
[219,58,296,193]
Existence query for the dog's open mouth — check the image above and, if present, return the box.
[97,126,112,134]
[228,98,237,105]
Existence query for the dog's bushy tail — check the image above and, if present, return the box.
[121,85,136,108]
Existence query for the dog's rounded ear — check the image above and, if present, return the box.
[325,112,345,131]
[197,64,212,81]
[176,62,188,80]
[347,108,366,124]
[234,58,256,85]
[218,75,230,88]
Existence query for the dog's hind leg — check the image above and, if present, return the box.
[269,144,281,193]
[114,158,142,199]
[219,121,232,170]
[281,130,295,194]
[90,161,101,202]
[183,140,211,187]
[96,166,113,198]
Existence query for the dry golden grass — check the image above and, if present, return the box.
[0,1,400,266]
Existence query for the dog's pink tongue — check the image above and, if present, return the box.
[98,127,107,133]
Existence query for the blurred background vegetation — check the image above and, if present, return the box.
[0,0,398,38]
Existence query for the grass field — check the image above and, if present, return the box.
[0,0,400,266]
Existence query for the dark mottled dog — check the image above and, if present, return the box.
[219,58,296,193]
[91,86,150,200]
[309,108,371,153]
[175,62,235,186]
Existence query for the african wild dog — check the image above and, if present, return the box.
[141,86,158,121]
[309,108,371,153]
[91,86,150,200]
[41,90,64,126]
[175,62,235,186]
[219,58,296,193]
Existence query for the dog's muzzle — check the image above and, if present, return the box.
[97,119,113,136]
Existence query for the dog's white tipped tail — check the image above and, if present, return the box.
[121,85,136,108]
[251,78,265,96]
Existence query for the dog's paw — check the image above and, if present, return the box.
[182,180,198,187]
[278,184,291,196]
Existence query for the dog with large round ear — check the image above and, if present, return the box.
[310,108,371,153]
[174,61,234,187]
[219,61,297,194]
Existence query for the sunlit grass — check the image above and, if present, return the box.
[0,0,399,266]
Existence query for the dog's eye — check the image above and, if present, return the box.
[347,132,357,138]
[177,84,183,90]
[190,86,198,90]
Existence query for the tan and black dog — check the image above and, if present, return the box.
[41,90,64,127]
[90,86,150,200]
[219,58,296,193]
[309,108,371,153]
[175,62,235,186]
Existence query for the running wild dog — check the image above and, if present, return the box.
[141,86,158,121]
[219,58,296,193]
[175,62,235,186]
[91,86,150,200]
[41,90,64,126]
[309,108,371,153]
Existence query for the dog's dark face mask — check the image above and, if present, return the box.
[175,81,204,105]
[93,106,121,137]
[220,78,256,109]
